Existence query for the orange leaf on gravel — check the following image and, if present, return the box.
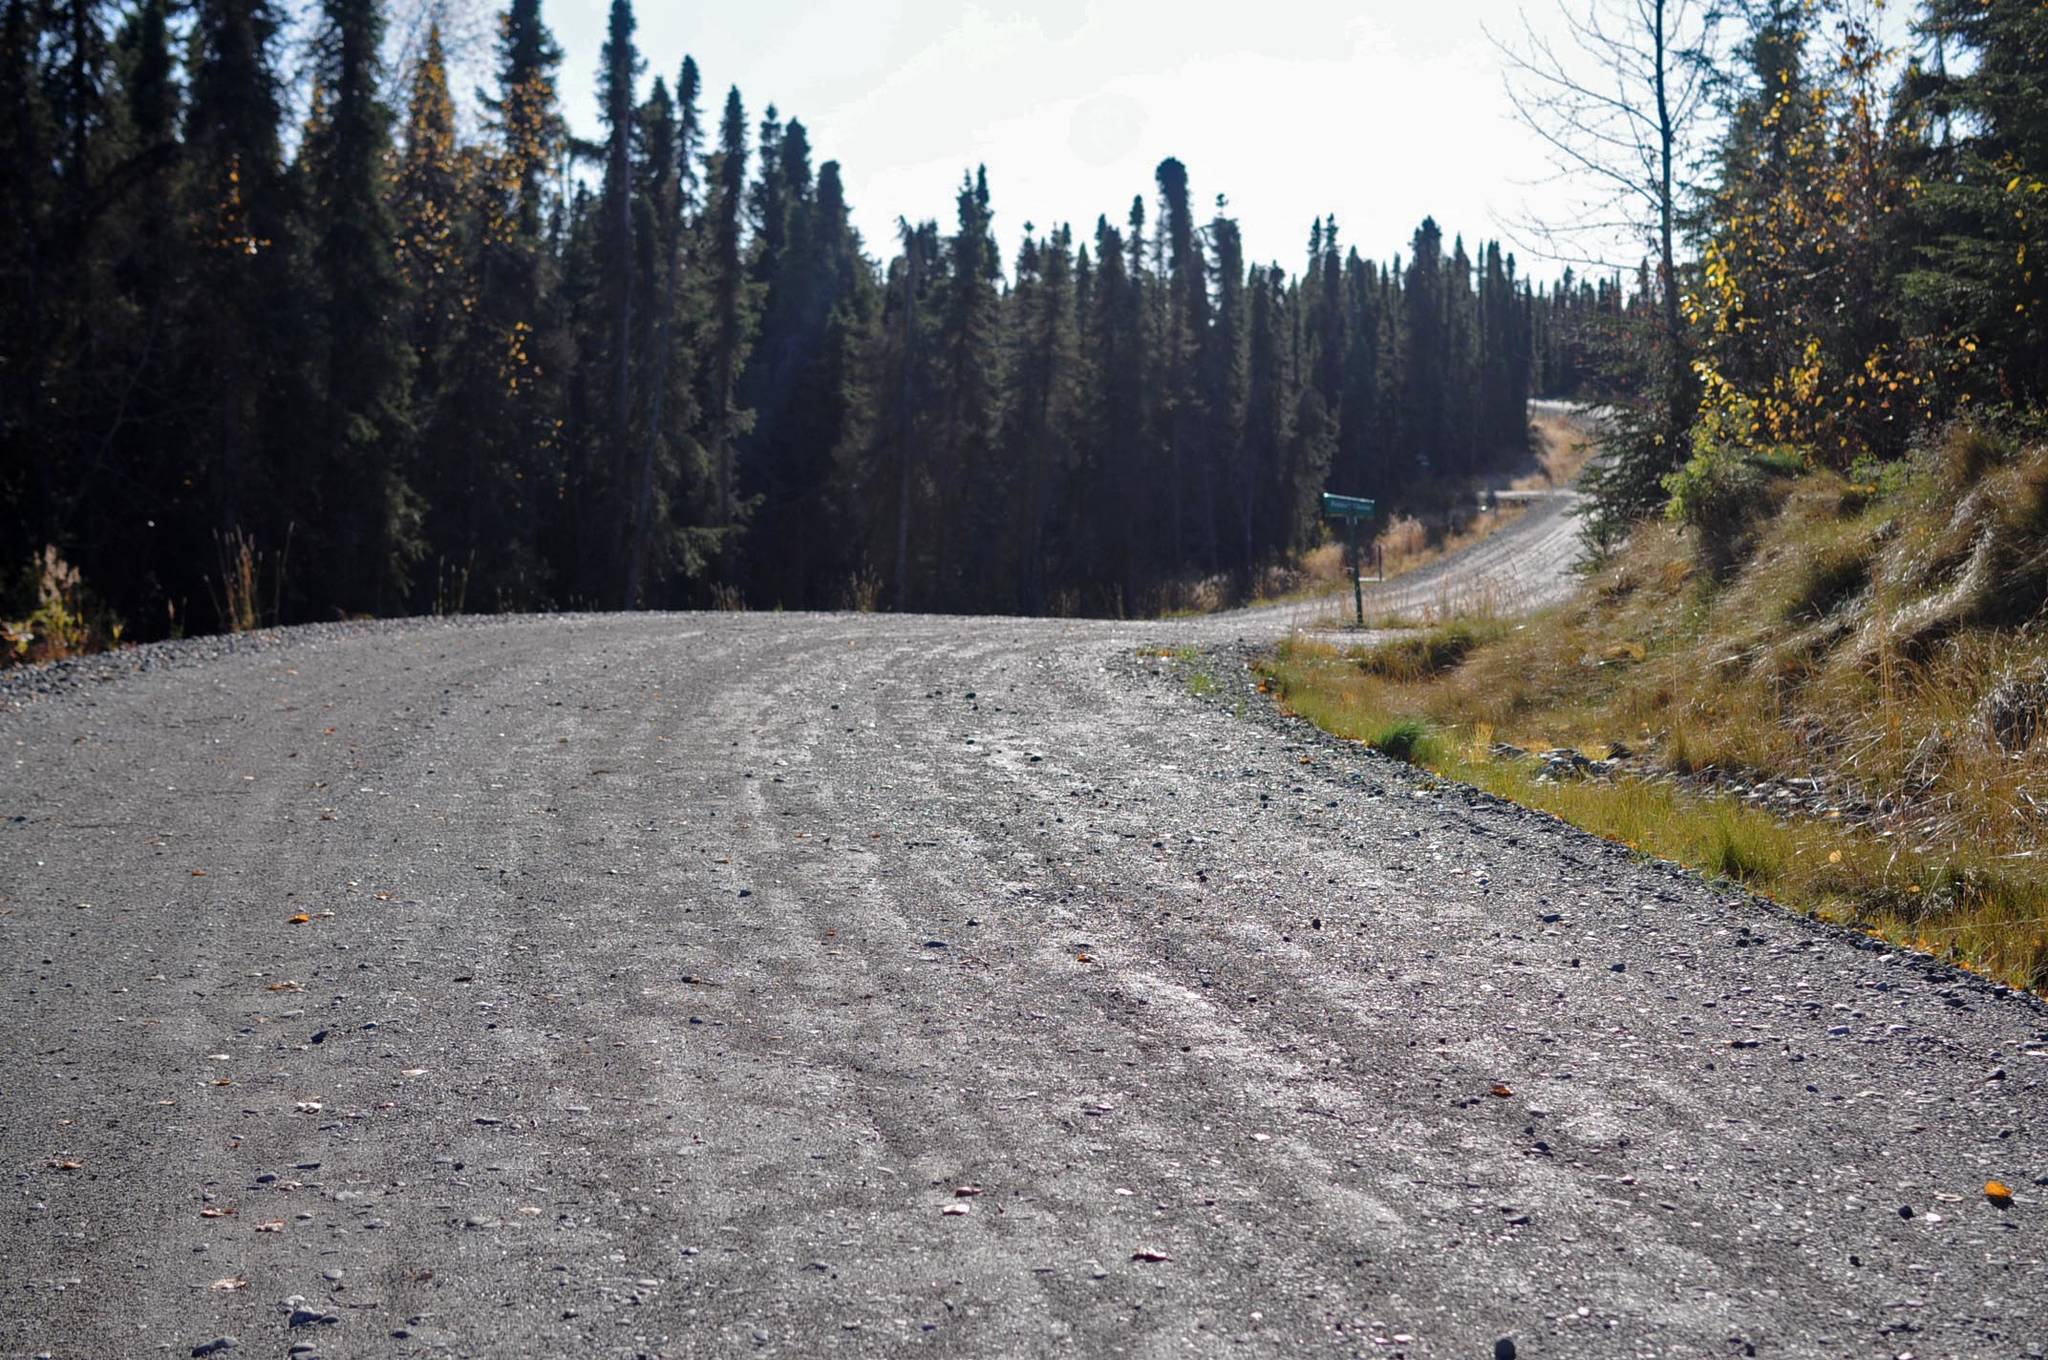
[1987,1180,2014,1205]
[286,913,311,924]
[1490,1083,1514,1098]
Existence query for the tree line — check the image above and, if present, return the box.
[0,0,1574,634]
[1502,0,2046,546]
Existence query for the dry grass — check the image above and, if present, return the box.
[1261,429,2048,991]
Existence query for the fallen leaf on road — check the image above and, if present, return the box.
[190,869,208,877]
[254,1220,285,1233]
[266,981,302,992]
[1987,1180,2014,1205]
[209,1276,248,1291]
[1130,1249,1173,1263]
[286,913,311,924]
[1490,1083,1515,1099]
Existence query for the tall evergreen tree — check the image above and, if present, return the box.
[1900,0,2048,408]
[181,0,296,591]
[933,166,1004,603]
[1401,217,1447,481]
[394,23,474,604]
[303,0,416,612]
[1203,204,1250,568]
[582,0,640,597]
[493,0,561,242]
[699,85,755,539]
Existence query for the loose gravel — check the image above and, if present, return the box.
[5,609,2046,1358]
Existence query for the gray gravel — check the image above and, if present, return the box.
[5,610,2047,1358]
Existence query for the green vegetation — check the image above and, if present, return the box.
[1570,0,2047,549]
[1263,428,2048,992]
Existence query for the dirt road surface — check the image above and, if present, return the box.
[5,602,2046,1358]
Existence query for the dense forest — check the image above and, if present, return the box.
[0,0,1607,637]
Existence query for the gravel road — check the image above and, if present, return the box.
[1217,488,1586,639]
[5,608,2047,1359]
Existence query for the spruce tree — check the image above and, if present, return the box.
[1243,263,1294,557]
[1202,204,1250,569]
[181,0,296,591]
[1401,218,1447,481]
[586,0,640,597]
[494,0,562,242]
[999,221,1080,611]
[395,23,483,608]
[304,0,417,612]
[1900,0,2048,408]
[934,166,1004,606]
[700,85,756,539]
[1154,158,1211,570]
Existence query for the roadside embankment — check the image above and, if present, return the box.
[1260,428,2048,991]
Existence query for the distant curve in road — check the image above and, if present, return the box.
[4,607,2044,1358]
[1217,486,1585,640]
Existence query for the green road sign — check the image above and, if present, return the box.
[1320,491,1376,629]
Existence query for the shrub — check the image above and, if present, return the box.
[1664,444,1773,578]
[3,547,122,665]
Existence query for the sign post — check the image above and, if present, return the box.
[1320,492,1377,629]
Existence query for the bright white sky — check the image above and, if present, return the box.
[527,0,1632,281]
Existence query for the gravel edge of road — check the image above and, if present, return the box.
[1135,637,2046,1021]
[0,612,562,712]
